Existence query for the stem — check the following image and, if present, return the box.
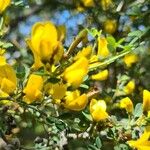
[65,29,88,56]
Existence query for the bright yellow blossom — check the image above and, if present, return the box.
[63,90,88,111]
[81,0,95,7]
[123,53,138,68]
[45,83,67,100]
[128,126,150,150]
[0,0,11,13]
[104,19,117,34]
[100,0,112,10]
[91,69,108,81]
[90,99,109,122]
[57,25,66,42]
[143,90,150,112]
[63,57,88,88]
[0,55,6,66]
[97,37,110,58]
[124,80,135,94]
[75,46,92,60]
[0,64,17,94]
[120,97,133,113]
[23,74,43,104]
[26,21,64,70]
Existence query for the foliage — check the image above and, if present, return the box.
[0,0,150,150]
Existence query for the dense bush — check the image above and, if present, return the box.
[0,0,150,150]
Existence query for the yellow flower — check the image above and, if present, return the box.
[0,55,6,66]
[100,0,112,10]
[104,19,117,34]
[124,80,135,94]
[23,74,43,104]
[90,99,109,122]
[63,57,88,88]
[89,55,102,69]
[123,54,138,68]
[0,64,17,94]
[91,69,108,81]
[97,37,110,58]
[45,83,67,100]
[0,90,11,105]
[120,97,133,113]
[81,0,95,7]
[57,25,66,42]
[143,90,150,112]
[74,46,92,60]
[0,0,11,13]
[63,90,88,111]
[26,21,64,70]
[128,126,150,150]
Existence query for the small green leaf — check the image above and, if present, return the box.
[47,77,61,84]
[15,64,26,79]
[87,28,102,37]
[95,137,102,149]
[82,111,93,121]
[107,36,116,53]
[128,30,143,37]
[133,103,143,118]
[114,144,129,150]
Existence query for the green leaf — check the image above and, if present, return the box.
[128,30,143,37]
[114,144,129,150]
[133,103,143,118]
[87,28,102,37]
[47,77,61,84]
[3,43,13,48]
[88,145,99,150]
[82,111,93,121]
[46,117,66,131]
[15,64,26,79]
[95,137,102,149]
[80,84,89,89]
[107,36,116,53]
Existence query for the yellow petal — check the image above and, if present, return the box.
[97,37,110,58]
[1,78,16,94]
[128,126,150,150]
[104,19,117,34]
[23,74,43,104]
[143,90,150,112]
[63,57,88,88]
[120,97,133,113]
[75,45,92,60]
[46,83,67,100]
[124,80,135,94]
[0,64,17,94]
[123,54,138,68]
[0,56,6,66]
[0,0,11,13]
[90,99,108,121]
[91,69,108,81]
[57,25,66,42]
[81,0,95,7]
[101,0,112,10]
[64,90,88,111]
